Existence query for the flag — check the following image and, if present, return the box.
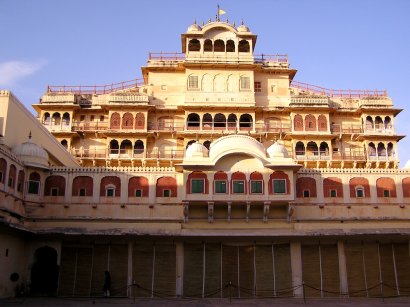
[218,8,226,15]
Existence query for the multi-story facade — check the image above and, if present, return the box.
[0,19,409,299]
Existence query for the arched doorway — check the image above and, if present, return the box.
[31,246,59,295]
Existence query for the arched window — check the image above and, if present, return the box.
[17,170,24,193]
[238,40,250,52]
[44,175,66,196]
[61,139,68,149]
[231,171,246,194]
[52,113,61,126]
[387,142,394,157]
[318,115,327,131]
[43,112,51,125]
[188,39,200,52]
[227,113,237,130]
[214,171,228,194]
[365,116,374,131]
[204,39,213,52]
[100,176,121,197]
[294,114,303,131]
[62,113,70,126]
[156,176,177,197]
[377,143,386,158]
[319,142,329,157]
[122,112,133,129]
[226,40,235,52]
[134,140,144,155]
[296,177,317,198]
[135,112,145,129]
[120,139,132,156]
[323,177,343,198]
[128,176,149,197]
[186,140,196,149]
[72,176,93,196]
[376,177,396,198]
[305,114,316,131]
[349,177,370,198]
[8,164,16,189]
[306,141,318,156]
[214,39,225,52]
[0,158,7,184]
[203,140,211,150]
[402,177,410,198]
[239,114,252,130]
[368,142,376,157]
[250,171,264,194]
[202,113,213,130]
[187,171,209,194]
[110,112,120,129]
[109,139,119,155]
[28,172,40,194]
[384,116,392,130]
[295,142,305,156]
[269,172,290,195]
[375,116,383,131]
[214,113,226,129]
[187,113,200,129]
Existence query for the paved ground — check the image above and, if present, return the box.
[1,297,410,307]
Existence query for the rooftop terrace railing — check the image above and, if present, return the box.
[290,81,387,98]
[47,78,145,95]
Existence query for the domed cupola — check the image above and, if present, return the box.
[185,141,209,158]
[237,21,250,32]
[187,20,202,32]
[267,141,289,158]
[12,132,50,169]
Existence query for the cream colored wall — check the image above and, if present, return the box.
[254,73,290,107]
[0,231,26,298]
[0,91,78,167]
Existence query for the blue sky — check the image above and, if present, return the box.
[1,0,410,165]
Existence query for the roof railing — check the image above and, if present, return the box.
[47,78,145,95]
[290,80,387,98]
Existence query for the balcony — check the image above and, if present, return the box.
[72,148,184,160]
[72,121,109,131]
[43,123,72,132]
[330,124,363,134]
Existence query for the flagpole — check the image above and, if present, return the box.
[217,5,220,21]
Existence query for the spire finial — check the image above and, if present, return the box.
[202,21,204,26]
[233,21,236,27]
[226,17,229,23]
[241,19,244,25]
[194,19,196,25]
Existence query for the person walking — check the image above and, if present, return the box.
[103,271,111,297]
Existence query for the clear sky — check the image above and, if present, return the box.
[1,0,410,165]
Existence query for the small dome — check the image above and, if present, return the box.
[403,160,410,169]
[267,141,289,158]
[187,22,202,32]
[12,135,49,169]
[237,24,250,32]
[186,141,209,158]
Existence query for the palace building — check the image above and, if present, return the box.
[0,18,410,299]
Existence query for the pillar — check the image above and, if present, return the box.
[337,241,348,296]
[175,242,184,297]
[127,241,133,297]
[290,241,303,297]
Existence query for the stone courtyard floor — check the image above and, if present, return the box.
[1,297,410,307]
